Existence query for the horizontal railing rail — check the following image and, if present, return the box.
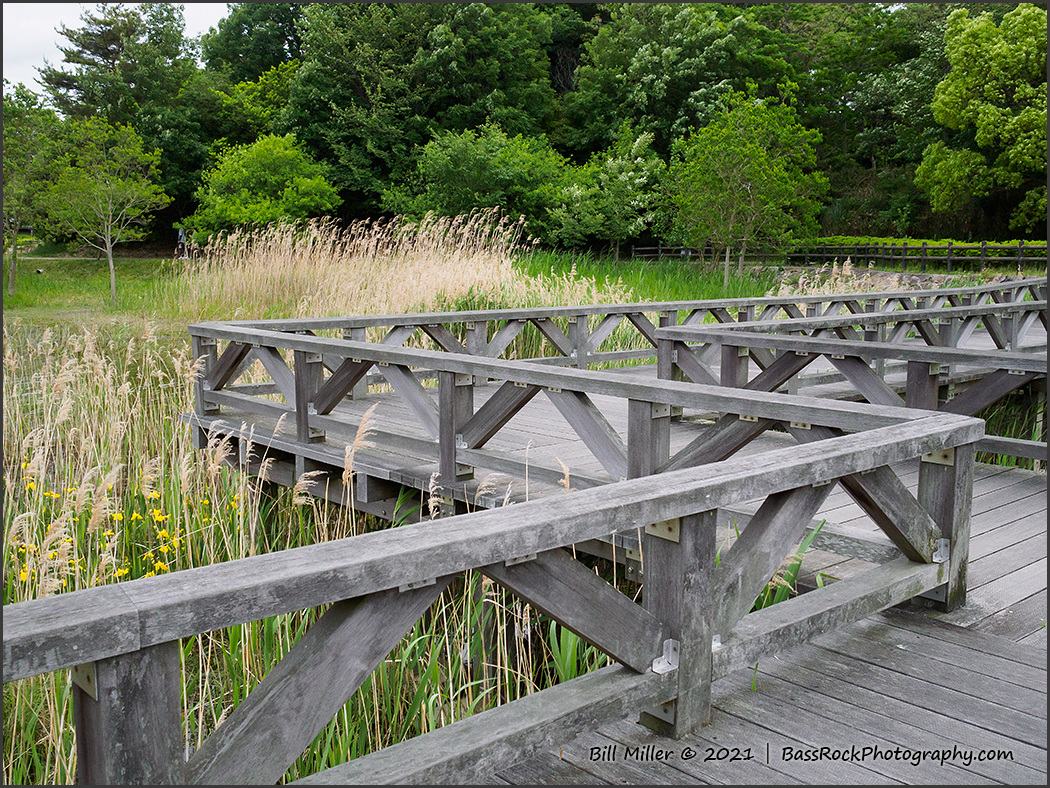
[657,302,1047,462]
[4,411,982,784]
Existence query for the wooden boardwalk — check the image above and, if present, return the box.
[493,608,1047,785]
[5,279,1045,785]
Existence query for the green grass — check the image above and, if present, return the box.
[517,249,780,303]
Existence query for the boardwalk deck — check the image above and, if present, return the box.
[5,280,1045,785]
[492,609,1046,785]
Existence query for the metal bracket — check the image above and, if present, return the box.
[399,578,436,593]
[71,662,98,700]
[671,349,679,364]
[929,363,942,376]
[921,448,955,466]
[738,346,750,357]
[645,518,680,543]
[505,553,537,566]
[712,634,723,652]
[465,321,476,330]
[789,421,811,430]
[652,403,671,419]
[455,373,473,386]
[651,639,680,675]
[1008,369,1026,376]
[739,414,759,423]
[513,381,528,388]
[547,386,562,393]
[831,353,845,360]
[933,538,950,564]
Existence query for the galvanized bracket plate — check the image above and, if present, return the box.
[505,553,537,567]
[651,639,680,675]
[933,538,950,564]
[71,662,98,701]
[921,448,955,466]
[645,518,680,543]
[399,577,436,593]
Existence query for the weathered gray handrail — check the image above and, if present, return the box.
[4,410,982,784]
[198,278,1046,372]
[656,300,1047,461]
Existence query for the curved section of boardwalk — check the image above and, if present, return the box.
[4,278,1045,784]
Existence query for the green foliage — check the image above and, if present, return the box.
[550,123,667,256]
[284,3,557,213]
[200,3,303,84]
[2,81,61,295]
[561,3,796,156]
[384,122,569,243]
[915,4,1047,232]
[751,521,825,611]
[186,134,341,239]
[668,89,827,258]
[42,118,170,304]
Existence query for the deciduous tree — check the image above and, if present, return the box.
[185,134,341,239]
[3,81,60,295]
[43,118,170,304]
[669,90,827,286]
[915,4,1047,233]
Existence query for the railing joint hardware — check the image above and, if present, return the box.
[71,662,98,701]
[831,353,845,360]
[505,553,537,567]
[739,414,759,422]
[513,381,528,388]
[921,448,955,466]
[652,403,671,419]
[455,373,473,386]
[790,421,811,430]
[711,634,723,652]
[547,386,562,393]
[645,518,680,543]
[399,578,436,593]
[933,539,951,564]
[1008,369,1026,376]
[738,346,750,357]
[671,349,678,363]
[651,639,680,675]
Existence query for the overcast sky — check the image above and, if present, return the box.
[2,3,231,93]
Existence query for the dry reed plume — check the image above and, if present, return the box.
[176,210,634,321]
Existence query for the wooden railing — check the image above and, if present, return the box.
[3,407,982,783]
[632,242,1048,272]
[656,300,1047,462]
[5,280,1041,784]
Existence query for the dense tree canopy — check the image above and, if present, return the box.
[185,134,341,239]
[915,4,1047,233]
[12,2,1047,250]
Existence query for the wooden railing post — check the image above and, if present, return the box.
[73,640,184,785]
[191,335,219,449]
[342,327,369,399]
[294,349,325,444]
[439,370,474,486]
[917,441,975,612]
[921,241,927,272]
[627,399,714,736]
[569,314,589,369]
[638,509,716,738]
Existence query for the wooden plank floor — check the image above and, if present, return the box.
[492,609,1046,785]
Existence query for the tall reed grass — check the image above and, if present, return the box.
[4,212,644,785]
[171,211,634,322]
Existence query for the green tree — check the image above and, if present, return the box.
[561,3,795,157]
[915,4,1047,234]
[669,90,827,286]
[384,122,569,243]
[200,3,303,84]
[43,118,170,304]
[185,134,341,239]
[283,3,557,214]
[3,81,61,295]
[551,123,666,256]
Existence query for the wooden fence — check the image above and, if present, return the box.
[632,241,1048,273]
[4,407,981,783]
